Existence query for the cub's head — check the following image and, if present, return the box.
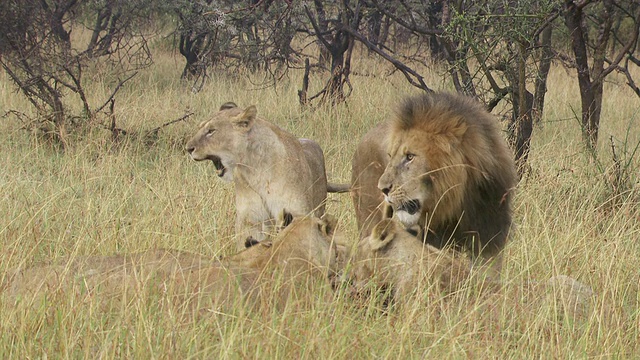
[353,218,471,299]
[185,102,256,182]
[377,93,482,227]
[352,219,423,290]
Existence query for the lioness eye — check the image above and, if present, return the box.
[206,129,215,137]
[405,153,415,162]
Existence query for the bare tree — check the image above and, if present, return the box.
[299,0,363,106]
[0,0,156,148]
[172,0,299,90]
[562,0,640,150]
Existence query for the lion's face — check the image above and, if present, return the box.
[185,104,255,182]
[352,219,420,293]
[352,219,470,300]
[377,128,468,227]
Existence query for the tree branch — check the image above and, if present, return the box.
[598,7,640,82]
[94,71,138,114]
[303,3,332,51]
[145,111,194,136]
[339,25,433,93]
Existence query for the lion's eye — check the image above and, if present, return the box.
[206,129,215,137]
[405,153,415,162]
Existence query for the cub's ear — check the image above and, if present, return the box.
[219,101,238,111]
[278,210,294,229]
[232,105,257,129]
[383,203,394,219]
[405,225,422,238]
[370,219,398,251]
[319,214,338,236]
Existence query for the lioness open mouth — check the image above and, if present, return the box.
[206,155,226,178]
[397,199,420,215]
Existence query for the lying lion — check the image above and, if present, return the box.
[351,219,471,300]
[3,215,341,311]
[186,102,348,250]
[351,219,595,320]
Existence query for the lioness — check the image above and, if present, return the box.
[177,214,341,304]
[352,219,470,301]
[352,92,518,274]
[3,215,341,310]
[186,103,345,250]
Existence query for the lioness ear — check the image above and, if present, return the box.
[219,101,238,111]
[371,219,397,251]
[244,236,260,248]
[232,105,257,129]
[319,214,338,236]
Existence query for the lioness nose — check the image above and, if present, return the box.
[186,145,195,154]
[381,185,392,196]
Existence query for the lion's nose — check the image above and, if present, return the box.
[381,185,392,196]
[186,145,195,154]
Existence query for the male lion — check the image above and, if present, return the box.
[351,92,517,274]
[3,215,341,311]
[186,103,347,250]
[352,219,470,301]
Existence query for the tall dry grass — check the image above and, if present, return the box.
[1,44,639,358]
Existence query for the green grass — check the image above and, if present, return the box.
[1,47,639,358]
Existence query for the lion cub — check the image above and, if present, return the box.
[352,219,471,301]
[186,103,334,250]
[351,219,595,321]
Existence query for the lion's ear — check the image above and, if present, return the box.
[278,210,294,229]
[445,118,468,142]
[319,214,338,236]
[219,101,237,111]
[405,225,422,238]
[244,236,260,248]
[232,105,257,129]
[371,219,397,251]
[382,203,394,219]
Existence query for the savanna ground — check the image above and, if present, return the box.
[1,41,639,358]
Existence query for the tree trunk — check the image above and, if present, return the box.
[564,0,609,150]
[323,29,351,105]
[512,42,534,176]
[533,25,553,124]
